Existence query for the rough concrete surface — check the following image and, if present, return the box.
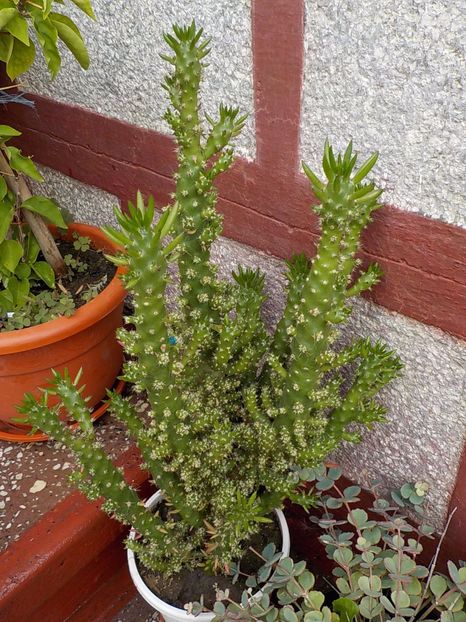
[24,0,255,160]
[301,0,466,228]
[33,167,466,527]
[30,165,119,228]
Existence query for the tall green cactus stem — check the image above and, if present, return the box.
[163,23,246,322]
[20,23,402,578]
[276,142,400,431]
[20,372,165,541]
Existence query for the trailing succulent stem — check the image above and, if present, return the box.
[21,22,402,577]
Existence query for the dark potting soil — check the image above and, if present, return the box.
[36,240,116,308]
[138,517,283,610]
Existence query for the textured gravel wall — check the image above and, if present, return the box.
[36,167,466,527]
[24,0,255,159]
[301,0,466,227]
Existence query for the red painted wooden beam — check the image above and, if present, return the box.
[253,0,304,174]
[5,97,466,340]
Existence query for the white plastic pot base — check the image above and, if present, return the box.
[127,490,291,622]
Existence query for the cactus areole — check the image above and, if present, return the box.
[21,23,402,578]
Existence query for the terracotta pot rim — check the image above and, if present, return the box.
[0,223,126,355]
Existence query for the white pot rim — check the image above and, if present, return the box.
[127,490,291,622]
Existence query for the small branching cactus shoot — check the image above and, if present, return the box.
[21,23,402,577]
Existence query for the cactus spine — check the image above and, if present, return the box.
[21,23,402,577]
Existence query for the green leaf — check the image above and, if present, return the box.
[0,288,14,312]
[358,596,382,620]
[31,261,55,287]
[316,478,334,491]
[281,606,299,622]
[358,575,381,597]
[8,274,29,306]
[333,548,353,566]
[0,32,13,62]
[400,556,416,575]
[0,199,14,242]
[42,0,53,18]
[328,466,342,481]
[343,486,361,500]
[353,152,379,185]
[25,231,40,264]
[6,37,36,79]
[456,566,466,594]
[443,592,464,612]
[384,556,398,574]
[336,578,351,594]
[0,125,21,139]
[347,509,368,528]
[400,483,414,499]
[70,0,96,19]
[0,7,16,29]
[405,577,422,596]
[430,575,447,598]
[391,589,410,609]
[4,13,29,46]
[32,15,60,78]
[0,238,23,272]
[22,196,66,228]
[48,12,81,36]
[5,147,43,181]
[332,598,359,622]
[306,591,325,611]
[302,161,324,191]
[298,570,315,591]
[15,262,31,280]
[213,602,225,616]
[0,176,7,200]
[50,14,89,69]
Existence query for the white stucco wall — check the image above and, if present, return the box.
[24,0,255,160]
[31,165,119,228]
[36,166,466,527]
[301,0,466,228]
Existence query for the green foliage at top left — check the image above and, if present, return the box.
[0,0,95,327]
[0,0,95,80]
[0,124,68,314]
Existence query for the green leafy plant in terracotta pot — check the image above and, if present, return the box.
[21,21,402,620]
[0,0,126,438]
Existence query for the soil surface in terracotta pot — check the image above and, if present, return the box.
[137,514,282,609]
[0,239,116,332]
[51,239,116,309]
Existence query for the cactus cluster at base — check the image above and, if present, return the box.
[20,22,402,577]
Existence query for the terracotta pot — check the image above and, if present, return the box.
[0,223,126,428]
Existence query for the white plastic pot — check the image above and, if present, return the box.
[127,490,291,622]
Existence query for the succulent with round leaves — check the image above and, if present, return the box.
[20,22,402,577]
[189,471,465,622]
[307,466,465,622]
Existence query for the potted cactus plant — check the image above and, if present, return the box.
[0,0,126,439]
[20,22,403,620]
